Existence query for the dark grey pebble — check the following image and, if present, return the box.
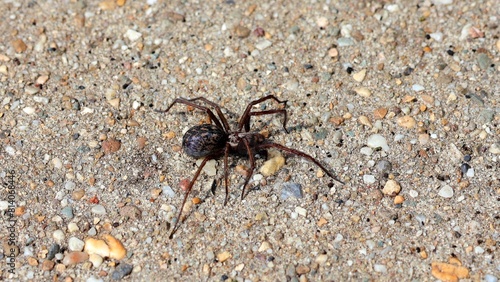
[460,163,471,174]
[112,263,133,280]
[47,243,60,260]
[464,155,471,162]
[281,182,303,200]
[376,160,392,175]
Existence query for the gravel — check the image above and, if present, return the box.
[0,0,498,281]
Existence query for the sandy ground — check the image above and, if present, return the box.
[0,0,499,281]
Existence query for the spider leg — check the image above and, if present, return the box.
[184,97,231,132]
[240,138,256,200]
[157,97,225,131]
[256,143,344,185]
[238,95,288,132]
[241,109,289,133]
[169,155,214,239]
[223,143,230,205]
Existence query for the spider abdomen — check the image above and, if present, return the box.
[182,124,228,158]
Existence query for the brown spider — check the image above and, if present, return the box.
[160,95,344,238]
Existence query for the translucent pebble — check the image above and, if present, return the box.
[367,134,389,151]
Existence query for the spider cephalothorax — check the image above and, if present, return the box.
[160,95,344,238]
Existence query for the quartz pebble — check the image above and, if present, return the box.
[352,69,366,82]
[367,134,389,151]
[281,182,303,200]
[91,205,106,215]
[68,237,85,252]
[255,40,272,50]
[438,185,454,198]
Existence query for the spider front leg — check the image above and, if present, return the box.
[183,97,232,132]
[169,155,215,239]
[256,143,344,185]
[158,97,225,131]
[241,109,289,133]
[238,95,288,132]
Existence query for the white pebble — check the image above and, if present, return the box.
[429,32,443,41]
[295,207,307,217]
[385,4,399,12]
[162,185,175,198]
[91,205,106,215]
[68,237,85,251]
[432,0,453,4]
[334,234,343,242]
[484,274,498,282]
[68,223,79,233]
[23,106,36,115]
[86,276,105,282]
[438,185,454,198]
[255,40,272,50]
[53,229,65,242]
[394,134,405,142]
[409,190,419,198]
[0,201,9,211]
[412,84,425,92]
[474,246,484,254]
[363,175,376,184]
[466,168,474,177]
[367,134,389,151]
[124,29,142,41]
[374,264,387,273]
[132,101,141,110]
[5,146,15,156]
[360,147,374,156]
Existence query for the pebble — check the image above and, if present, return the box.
[89,254,104,268]
[358,116,372,128]
[23,107,36,115]
[281,182,303,200]
[489,143,500,154]
[366,134,389,151]
[42,260,55,271]
[438,185,454,198]
[61,206,74,219]
[217,251,231,263]
[376,160,392,175]
[412,84,425,92]
[104,234,127,260]
[354,86,371,97]
[111,263,133,280]
[102,139,121,154]
[161,185,176,197]
[484,274,498,282]
[295,206,307,217]
[328,48,338,57]
[68,222,79,233]
[316,17,328,28]
[255,39,272,50]
[47,244,60,260]
[409,190,419,198]
[85,238,110,258]
[53,230,65,242]
[124,29,142,41]
[234,25,251,38]
[337,37,354,47]
[363,175,376,184]
[477,53,492,70]
[429,32,443,41]
[374,264,387,273]
[91,205,106,215]
[11,38,28,52]
[360,147,373,156]
[466,168,474,178]
[86,276,104,282]
[259,151,285,176]
[120,205,142,220]
[0,201,9,211]
[62,251,88,265]
[352,69,366,82]
[373,108,388,119]
[68,237,85,252]
[25,86,40,95]
[382,180,401,196]
[258,241,272,252]
[397,116,416,129]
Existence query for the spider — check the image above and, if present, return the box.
[160,95,344,238]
